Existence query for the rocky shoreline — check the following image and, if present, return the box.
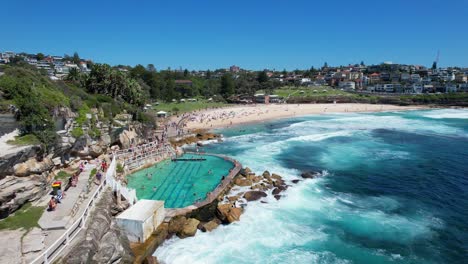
[132,167,322,263]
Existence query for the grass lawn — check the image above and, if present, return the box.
[0,203,44,230]
[152,100,229,114]
[6,134,41,146]
[268,86,354,98]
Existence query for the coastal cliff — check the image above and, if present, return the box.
[62,189,134,264]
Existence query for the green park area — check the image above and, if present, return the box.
[270,86,353,98]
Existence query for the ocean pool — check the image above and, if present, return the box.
[127,153,234,208]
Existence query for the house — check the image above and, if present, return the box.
[375,84,385,92]
[400,73,410,82]
[369,73,380,84]
[254,94,266,103]
[338,81,356,90]
[458,83,468,92]
[383,83,395,93]
[455,74,467,83]
[445,84,457,93]
[380,72,391,82]
[410,74,421,83]
[412,83,423,94]
[229,65,240,73]
[269,95,282,103]
[423,84,434,93]
[300,78,312,85]
[115,200,165,243]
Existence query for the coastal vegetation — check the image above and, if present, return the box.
[1,61,466,151]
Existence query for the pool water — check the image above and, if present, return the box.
[127,154,234,208]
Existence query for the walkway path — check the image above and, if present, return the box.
[38,163,96,230]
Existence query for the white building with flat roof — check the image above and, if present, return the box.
[115,200,165,243]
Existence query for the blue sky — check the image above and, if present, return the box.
[3,0,468,70]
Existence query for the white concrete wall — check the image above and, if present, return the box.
[116,218,144,243]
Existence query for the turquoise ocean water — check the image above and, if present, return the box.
[155,109,468,264]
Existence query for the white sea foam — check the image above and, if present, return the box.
[422,109,468,119]
[155,110,454,263]
[286,130,354,143]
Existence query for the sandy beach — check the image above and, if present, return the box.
[183,103,428,130]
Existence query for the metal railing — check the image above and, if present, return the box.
[105,157,138,205]
[30,168,110,264]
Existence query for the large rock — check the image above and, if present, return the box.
[200,219,220,232]
[89,145,104,158]
[243,191,267,201]
[216,204,243,223]
[168,216,187,234]
[234,177,252,187]
[301,171,318,179]
[178,218,200,238]
[271,173,282,181]
[92,223,134,264]
[0,176,47,219]
[13,157,54,177]
[118,129,139,149]
[0,145,41,179]
[100,134,111,146]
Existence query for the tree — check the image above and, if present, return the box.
[130,64,146,79]
[183,69,189,77]
[36,53,45,61]
[206,70,212,79]
[360,61,365,66]
[257,71,269,83]
[66,67,80,82]
[220,73,235,98]
[432,61,437,70]
[147,64,156,72]
[72,52,80,64]
[323,62,328,68]
[86,64,144,105]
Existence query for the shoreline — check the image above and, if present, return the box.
[183,103,432,130]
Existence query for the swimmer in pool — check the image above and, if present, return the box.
[152,187,157,192]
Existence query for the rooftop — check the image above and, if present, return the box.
[116,200,164,221]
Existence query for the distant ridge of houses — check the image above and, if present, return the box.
[1,51,467,94]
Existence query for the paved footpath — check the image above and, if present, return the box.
[38,163,96,230]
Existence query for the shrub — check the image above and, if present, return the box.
[116,163,124,173]
[71,127,84,138]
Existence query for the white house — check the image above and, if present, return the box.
[338,81,355,90]
[383,84,395,93]
[115,200,165,243]
[410,74,421,83]
[412,83,423,94]
[445,84,457,93]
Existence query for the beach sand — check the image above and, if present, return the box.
[184,103,427,130]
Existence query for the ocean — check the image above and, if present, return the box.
[155,108,468,264]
